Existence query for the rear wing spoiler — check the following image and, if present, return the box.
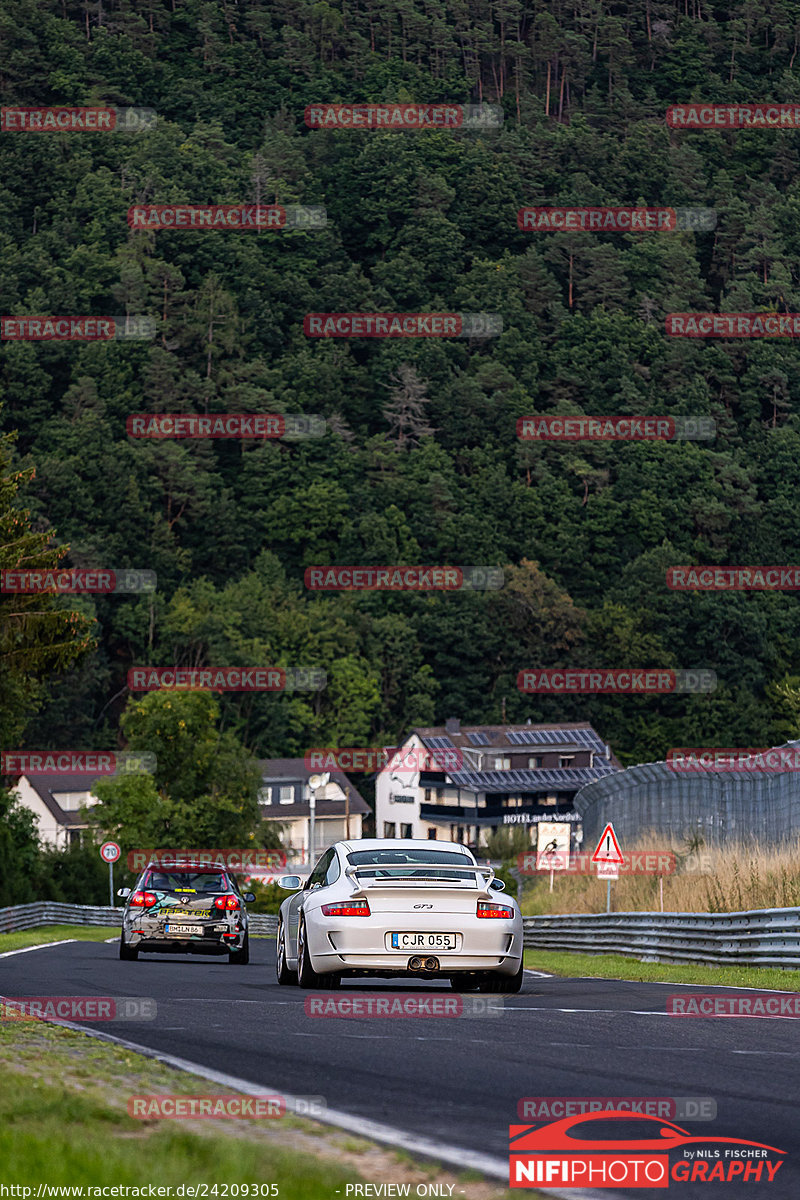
[344,863,497,898]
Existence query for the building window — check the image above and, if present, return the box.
[68,829,81,846]
[427,827,437,839]
[559,755,575,768]
[528,756,542,768]
[279,786,294,804]
[493,757,510,770]
[384,822,396,838]
[541,794,557,806]
[424,788,432,802]
[400,823,412,838]
[258,787,272,805]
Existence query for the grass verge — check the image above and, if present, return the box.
[524,948,800,990]
[0,925,119,953]
[0,1019,521,1198]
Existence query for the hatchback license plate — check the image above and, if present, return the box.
[165,924,204,936]
[390,932,457,950]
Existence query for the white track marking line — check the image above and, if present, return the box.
[0,939,77,959]
[564,973,800,994]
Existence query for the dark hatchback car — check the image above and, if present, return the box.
[118,862,255,964]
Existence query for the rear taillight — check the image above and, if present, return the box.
[130,891,157,908]
[321,899,371,916]
[214,895,241,911]
[477,900,514,919]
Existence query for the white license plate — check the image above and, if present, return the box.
[390,932,458,951]
[165,924,204,935]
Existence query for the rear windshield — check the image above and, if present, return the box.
[141,870,229,893]
[346,848,477,881]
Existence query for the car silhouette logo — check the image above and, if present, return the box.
[510,1111,785,1155]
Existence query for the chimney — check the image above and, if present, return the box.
[445,717,460,735]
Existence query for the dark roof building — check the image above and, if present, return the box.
[376,719,621,849]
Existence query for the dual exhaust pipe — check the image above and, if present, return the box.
[408,955,440,972]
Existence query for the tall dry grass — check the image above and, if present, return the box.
[517,835,800,915]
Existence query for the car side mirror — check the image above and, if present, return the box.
[117,887,131,898]
[243,892,256,903]
[277,875,302,890]
[489,878,506,891]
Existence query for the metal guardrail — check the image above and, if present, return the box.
[6,901,800,967]
[0,902,123,934]
[0,903,279,936]
[522,908,800,970]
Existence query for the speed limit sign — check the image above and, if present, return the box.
[100,841,120,863]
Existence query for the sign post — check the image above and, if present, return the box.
[536,822,571,892]
[99,841,121,906]
[591,823,623,913]
[307,773,330,865]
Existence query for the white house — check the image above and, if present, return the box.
[10,773,99,848]
[375,719,621,852]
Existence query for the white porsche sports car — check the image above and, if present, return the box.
[276,838,524,992]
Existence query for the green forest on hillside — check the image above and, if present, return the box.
[4,0,800,771]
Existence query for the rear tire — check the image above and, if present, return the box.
[276,918,298,985]
[228,930,249,965]
[119,932,138,961]
[479,962,524,993]
[297,917,341,989]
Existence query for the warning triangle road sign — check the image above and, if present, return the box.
[591,822,624,864]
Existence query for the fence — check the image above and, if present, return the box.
[523,908,800,970]
[0,902,279,936]
[4,902,800,969]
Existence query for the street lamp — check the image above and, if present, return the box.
[307,772,330,864]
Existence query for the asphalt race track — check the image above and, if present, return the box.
[2,938,798,1199]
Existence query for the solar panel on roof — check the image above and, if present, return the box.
[427,735,455,749]
[466,732,491,746]
[506,727,606,750]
